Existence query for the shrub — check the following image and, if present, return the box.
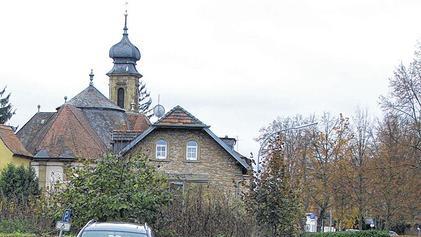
[155,185,255,237]
[0,164,40,204]
[48,153,171,230]
[0,196,55,235]
[301,230,389,237]
[0,233,35,237]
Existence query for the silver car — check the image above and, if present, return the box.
[77,220,154,237]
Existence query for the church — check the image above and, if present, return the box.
[17,13,251,194]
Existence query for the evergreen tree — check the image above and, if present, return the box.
[0,164,40,204]
[138,81,152,116]
[251,138,303,237]
[0,87,15,124]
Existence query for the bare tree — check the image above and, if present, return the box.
[308,112,349,231]
[348,108,374,230]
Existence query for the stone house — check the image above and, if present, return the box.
[119,105,250,194]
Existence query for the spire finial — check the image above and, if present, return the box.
[89,69,94,86]
[123,1,128,35]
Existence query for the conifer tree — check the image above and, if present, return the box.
[0,87,14,124]
[138,81,152,116]
[0,164,40,204]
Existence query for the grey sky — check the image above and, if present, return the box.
[1,0,420,156]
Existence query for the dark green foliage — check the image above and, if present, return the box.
[0,232,35,237]
[138,81,152,115]
[0,219,36,234]
[49,153,170,229]
[301,230,389,237]
[0,165,40,204]
[0,87,15,124]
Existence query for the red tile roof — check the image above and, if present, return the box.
[155,105,207,127]
[34,104,107,159]
[0,125,32,158]
[127,113,150,131]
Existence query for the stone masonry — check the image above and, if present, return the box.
[126,128,248,195]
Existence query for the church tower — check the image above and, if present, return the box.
[107,12,141,112]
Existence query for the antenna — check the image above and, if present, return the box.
[153,95,165,118]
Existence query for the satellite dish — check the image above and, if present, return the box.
[153,104,165,118]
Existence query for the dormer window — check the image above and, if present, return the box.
[186,141,198,161]
[156,139,167,159]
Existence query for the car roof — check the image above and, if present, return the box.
[84,222,148,233]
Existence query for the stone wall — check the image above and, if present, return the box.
[126,128,249,195]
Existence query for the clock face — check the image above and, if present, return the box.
[153,104,165,118]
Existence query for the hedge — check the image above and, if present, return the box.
[0,234,35,237]
[302,230,389,237]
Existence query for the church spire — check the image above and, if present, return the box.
[107,4,141,77]
[108,2,141,112]
[123,2,128,35]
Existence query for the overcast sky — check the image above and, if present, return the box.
[1,0,421,157]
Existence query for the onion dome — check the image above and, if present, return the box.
[107,13,142,77]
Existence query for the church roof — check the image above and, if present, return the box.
[65,85,124,112]
[17,112,55,151]
[32,104,107,160]
[155,105,208,128]
[107,13,142,77]
[0,125,32,158]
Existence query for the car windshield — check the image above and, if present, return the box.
[81,230,147,237]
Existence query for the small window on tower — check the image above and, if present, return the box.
[117,88,125,108]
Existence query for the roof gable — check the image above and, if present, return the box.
[34,104,107,159]
[155,105,208,128]
[119,105,250,171]
[0,125,32,157]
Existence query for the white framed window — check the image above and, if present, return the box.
[156,139,167,159]
[186,141,198,161]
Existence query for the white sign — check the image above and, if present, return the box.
[56,221,71,232]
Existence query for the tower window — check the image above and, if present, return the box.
[117,88,125,108]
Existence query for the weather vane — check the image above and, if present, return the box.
[125,1,128,15]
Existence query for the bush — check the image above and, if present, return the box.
[0,233,35,237]
[155,185,255,237]
[48,154,171,230]
[0,196,55,235]
[301,230,389,237]
[0,164,40,204]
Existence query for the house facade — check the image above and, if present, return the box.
[0,125,32,169]
[16,12,251,193]
[120,106,250,194]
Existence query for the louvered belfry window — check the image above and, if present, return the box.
[117,88,125,109]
